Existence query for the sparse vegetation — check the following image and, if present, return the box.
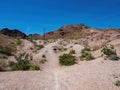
[40,59,47,64]
[92,45,100,51]
[0,58,7,71]
[53,46,67,53]
[85,53,94,60]
[40,54,47,64]
[16,38,22,45]
[33,44,44,53]
[80,47,94,61]
[0,46,13,56]
[59,54,76,66]
[101,45,116,56]
[101,45,119,60]
[115,80,120,87]
[42,54,46,58]
[83,46,91,51]
[9,53,40,71]
[26,37,34,43]
[69,49,76,54]
[36,44,44,50]
[58,47,67,52]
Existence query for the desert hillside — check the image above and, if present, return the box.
[0,24,120,90]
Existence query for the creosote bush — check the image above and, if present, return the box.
[42,54,46,58]
[101,45,119,60]
[101,45,116,56]
[80,47,94,61]
[0,46,12,56]
[33,44,44,53]
[69,49,76,54]
[9,53,40,71]
[58,47,67,52]
[40,54,47,64]
[115,80,120,87]
[83,46,91,51]
[59,54,76,66]
[37,45,44,50]
[0,58,7,71]
[16,38,22,45]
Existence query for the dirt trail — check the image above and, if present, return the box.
[0,41,120,90]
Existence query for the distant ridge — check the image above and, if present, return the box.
[0,28,27,39]
[0,24,120,40]
[41,24,98,39]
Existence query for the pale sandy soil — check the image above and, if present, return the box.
[0,41,120,90]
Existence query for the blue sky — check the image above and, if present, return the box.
[0,0,120,35]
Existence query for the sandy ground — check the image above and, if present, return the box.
[0,41,120,90]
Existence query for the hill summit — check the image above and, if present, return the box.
[42,24,100,39]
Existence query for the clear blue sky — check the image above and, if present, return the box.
[0,0,120,35]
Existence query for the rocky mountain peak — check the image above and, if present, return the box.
[0,28,27,39]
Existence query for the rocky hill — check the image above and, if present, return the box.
[0,28,27,39]
[0,24,120,90]
[42,24,100,39]
[28,34,41,40]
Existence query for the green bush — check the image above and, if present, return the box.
[84,46,91,51]
[42,54,46,58]
[69,49,76,54]
[81,50,89,58]
[58,47,67,52]
[9,60,31,70]
[40,59,47,64]
[115,80,120,87]
[29,64,40,70]
[59,54,76,66]
[9,53,40,71]
[86,53,94,60]
[80,47,94,61]
[0,46,12,56]
[36,45,44,50]
[0,58,6,71]
[101,45,116,56]
[40,54,47,64]
[16,39,22,45]
[92,45,100,51]
[101,45,119,60]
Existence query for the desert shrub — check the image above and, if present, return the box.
[59,54,76,66]
[16,38,22,45]
[0,46,12,56]
[108,54,119,61]
[58,47,67,52]
[115,80,120,87]
[26,37,34,43]
[29,64,40,70]
[40,59,47,64]
[15,53,33,61]
[9,60,31,70]
[84,46,91,51]
[80,47,94,61]
[101,45,116,56]
[42,54,46,58]
[9,53,39,71]
[85,53,94,60]
[36,44,44,50]
[69,49,76,54]
[81,50,89,58]
[40,54,47,64]
[101,45,119,60]
[0,58,6,71]
[92,45,100,51]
